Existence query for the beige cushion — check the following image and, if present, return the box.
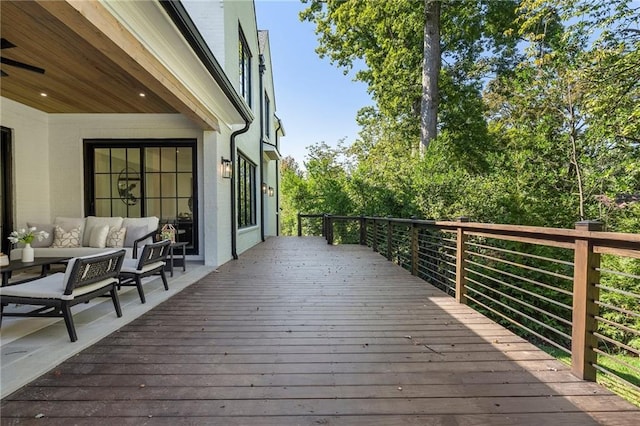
[122,217,159,248]
[10,247,134,260]
[122,217,159,233]
[83,217,124,247]
[89,225,109,248]
[27,222,55,248]
[54,217,85,244]
[51,226,81,248]
[106,227,126,248]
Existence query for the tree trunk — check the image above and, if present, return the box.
[421,0,441,152]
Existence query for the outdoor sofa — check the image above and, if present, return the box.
[10,216,159,260]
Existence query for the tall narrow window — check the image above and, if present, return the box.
[237,153,256,228]
[239,28,252,106]
[85,140,198,255]
[264,92,271,140]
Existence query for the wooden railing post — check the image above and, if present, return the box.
[411,218,419,276]
[326,215,333,245]
[372,219,378,253]
[297,213,302,237]
[572,220,602,381]
[359,215,366,245]
[321,213,327,238]
[386,217,393,261]
[455,217,470,304]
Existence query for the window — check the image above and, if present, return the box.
[239,28,251,106]
[264,92,271,140]
[237,153,256,228]
[84,139,198,254]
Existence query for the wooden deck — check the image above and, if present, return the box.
[2,237,639,425]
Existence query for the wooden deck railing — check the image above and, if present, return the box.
[297,213,640,395]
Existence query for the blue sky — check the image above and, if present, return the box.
[255,0,372,167]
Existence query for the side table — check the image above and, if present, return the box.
[168,242,187,277]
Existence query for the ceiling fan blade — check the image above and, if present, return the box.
[1,70,7,77]
[1,38,16,49]
[0,57,45,74]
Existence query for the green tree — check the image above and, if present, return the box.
[300,0,521,150]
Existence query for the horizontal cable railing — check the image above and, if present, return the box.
[297,213,640,402]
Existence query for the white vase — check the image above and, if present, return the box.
[22,243,34,263]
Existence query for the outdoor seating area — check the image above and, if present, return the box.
[1,240,172,343]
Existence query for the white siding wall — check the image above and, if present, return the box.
[259,32,280,237]
[223,2,263,255]
[0,98,51,225]
[182,0,226,69]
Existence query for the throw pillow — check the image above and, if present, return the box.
[124,225,150,248]
[83,216,124,247]
[54,217,85,244]
[51,226,81,248]
[26,222,55,248]
[89,225,110,248]
[106,227,126,248]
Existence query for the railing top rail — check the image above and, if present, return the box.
[313,214,640,247]
[298,213,326,218]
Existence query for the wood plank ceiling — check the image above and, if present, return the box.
[0,1,180,115]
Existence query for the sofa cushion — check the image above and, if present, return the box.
[10,246,134,260]
[54,217,85,244]
[106,226,126,248]
[26,222,55,248]
[122,217,159,247]
[88,225,110,248]
[122,216,159,233]
[52,226,81,248]
[124,225,150,248]
[83,217,124,247]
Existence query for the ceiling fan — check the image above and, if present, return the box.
[1,38,45,77]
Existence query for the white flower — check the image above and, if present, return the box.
[7,227,49,245]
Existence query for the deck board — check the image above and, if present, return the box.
[1,236,638,424]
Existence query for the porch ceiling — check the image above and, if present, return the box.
[0,0,218,130]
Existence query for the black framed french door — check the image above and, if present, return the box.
[84,139,198,255]
[0,127,14,254]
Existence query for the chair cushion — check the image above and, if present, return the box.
[121,259,165,274]
[0,273,117,301]
[83,217,124,247]
[51,226,81,248]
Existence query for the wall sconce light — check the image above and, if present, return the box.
[221,157,232,179]
[268,186,274,197]
[262,182,268,194]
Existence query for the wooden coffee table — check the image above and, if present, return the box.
[0,257,69,287]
